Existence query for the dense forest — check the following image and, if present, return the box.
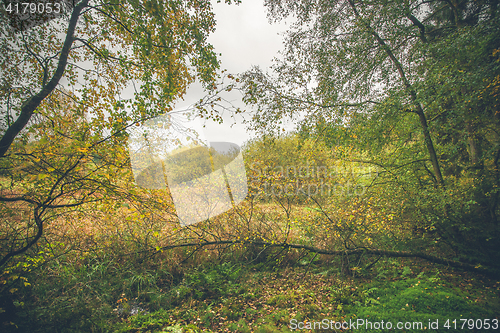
[0,0,499,332]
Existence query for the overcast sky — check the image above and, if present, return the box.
[172,0,291,147]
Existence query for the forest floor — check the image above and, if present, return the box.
[108,257,500,333]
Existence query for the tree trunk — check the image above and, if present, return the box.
[348,0,445,187]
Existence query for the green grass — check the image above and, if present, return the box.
[351,272,497,332]
[109,259,499,332]
[4,252,499,333]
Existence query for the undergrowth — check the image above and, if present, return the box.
[2,250,498,333]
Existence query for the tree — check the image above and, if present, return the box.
[0,0,237,267]
[239,0,500,267]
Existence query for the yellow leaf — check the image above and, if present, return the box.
[37,174,49,180]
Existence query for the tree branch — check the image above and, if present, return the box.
[152,240,499,277]
[347,0,444,187]
[407,13,428,43]
[0,0,90,157]
[0,206,44,267]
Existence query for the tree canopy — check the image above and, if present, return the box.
[0,0,237,266]
[241,0,500,266]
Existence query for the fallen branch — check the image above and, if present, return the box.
[155,240,499,277]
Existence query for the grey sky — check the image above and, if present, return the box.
[209,0,288,74]
[173,0,290,147]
